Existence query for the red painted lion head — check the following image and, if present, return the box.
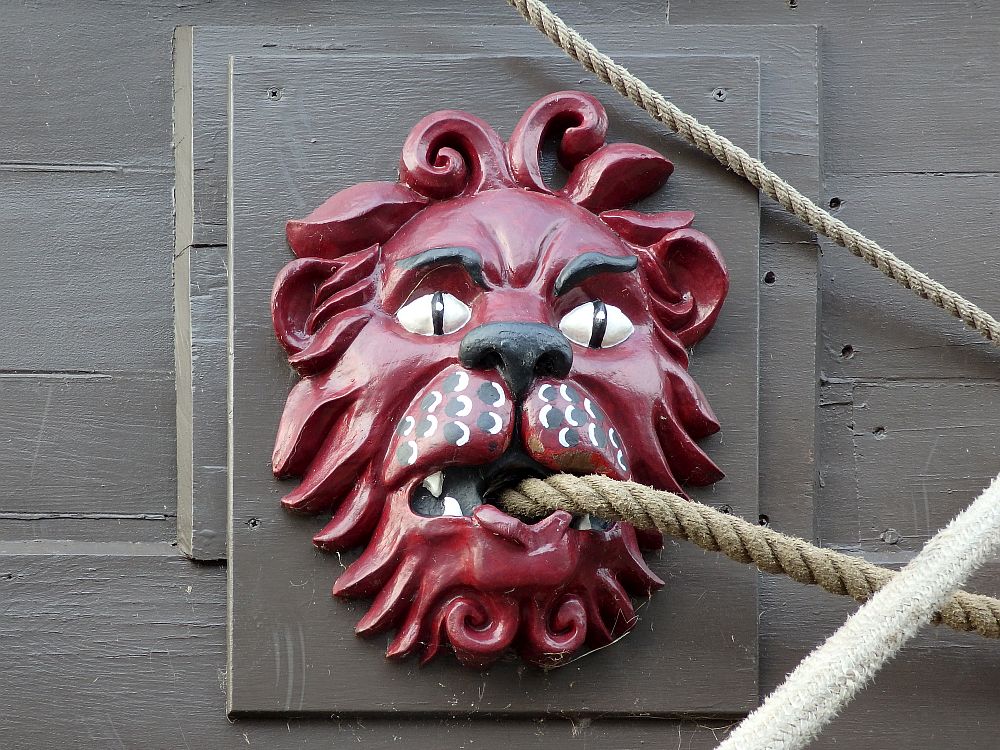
[271,91,728,668]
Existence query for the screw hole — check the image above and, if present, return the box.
[873,425,887,439]
[758,514,770,527]
[880,528,901,545]
[712,87,728,102]
[246,517,261,529]
[763,271,777,285]
[266,87,283,101]
[719,504,733,515]
[829,196,842,211]
[788,0,799,7]
[840,344,855,360]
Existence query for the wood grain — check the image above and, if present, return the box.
[0,552,740,748]
[0,1,661,166]
[669,1,1000,174]
[0,372,176,542]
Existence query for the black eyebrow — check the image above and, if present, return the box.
[395,246,488,288]
[554,252,638,296]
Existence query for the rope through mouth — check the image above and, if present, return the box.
[499,473,1000,640]
[409,451,614,531]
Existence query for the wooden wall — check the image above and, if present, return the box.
[1,1,998,746]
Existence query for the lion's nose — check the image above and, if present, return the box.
[458,322,573,398]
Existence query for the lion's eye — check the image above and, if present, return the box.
[559,300,633,349]
[397,292,472,336]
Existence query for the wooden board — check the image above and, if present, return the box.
[669,0,1000,175]
[671,5,1000,747]
[227,53,760,716]
[0,169,175,544]
[175,23,819,557]
[3,0,1000,745]
[0,372,176,539]
[2,1,661,166]
[3,550,999,747]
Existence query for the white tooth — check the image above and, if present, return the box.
[576,514,593,531]
[442,496,463,517]
[422,471,444,498]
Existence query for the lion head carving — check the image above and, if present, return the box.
[271,91,729,668]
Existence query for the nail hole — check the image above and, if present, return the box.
[758,514,770,527]
[829,196,842,211]
[246,517,261,529]
[840,344,855,360]
[266,87,283,101]
[873,425,886,439]
[880,528,901,545]
[719,504,733,515]
[712,87,728,102]
[763,271,777,285]
[788,0,799,7]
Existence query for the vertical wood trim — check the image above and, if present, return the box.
[174,26,196,556]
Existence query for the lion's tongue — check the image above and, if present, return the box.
[521,379,630,480]
[473,503,572,546]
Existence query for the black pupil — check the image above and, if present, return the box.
[431,291,445,335]
[589,300,608,348]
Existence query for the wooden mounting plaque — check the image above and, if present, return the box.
[226,52,760,716]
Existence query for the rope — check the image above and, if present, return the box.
[498,3,1000,745]
[499,474,1000,639]
[505,0,1000,346]
[714,473,1000,750]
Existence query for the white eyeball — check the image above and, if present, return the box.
[559,300,634,349]
[397,292,472,336]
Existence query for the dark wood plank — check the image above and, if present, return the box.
[177,24,819,556]
[0,372,177,538]
[814,380,1000,554]
[1,2,664,167]
[669,1,1000,175]
[228,53,760,716]
[819,173,1000,382]
[0,170,173,371]
[759,572,1000,749]
[2,551,997,748]
[851,381,1000,551]
[0,551,738,748]
[180,24,819,248]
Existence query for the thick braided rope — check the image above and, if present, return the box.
[499,474,1000,639]
[715,472,1000,750]
[506,0,1000,345]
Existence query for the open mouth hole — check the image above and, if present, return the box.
[408,448,614,531]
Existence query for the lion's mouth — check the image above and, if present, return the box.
[408,448,614,531]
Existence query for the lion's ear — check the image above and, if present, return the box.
[271,245,379,374]
[599,208,694,245]
[286,182,427,259]
[639,228,728,347]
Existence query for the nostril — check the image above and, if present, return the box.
[478,350,503,373]
[535,350,571,378]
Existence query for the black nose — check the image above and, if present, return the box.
[459,322,573,397]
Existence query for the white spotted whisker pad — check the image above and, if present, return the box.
[386,366,619,530]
